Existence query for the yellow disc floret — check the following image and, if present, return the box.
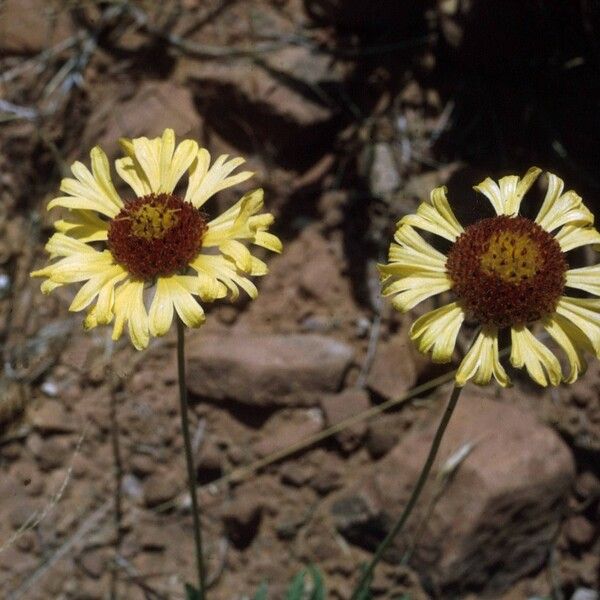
[479,230,541,282]
[129,204,181,240]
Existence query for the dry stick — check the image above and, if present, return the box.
[176,318,207,598]
[350,384,463,600]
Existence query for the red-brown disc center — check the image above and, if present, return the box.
[107,193,207,281]
[446,215,567,327]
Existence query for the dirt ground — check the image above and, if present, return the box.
[1,1,600,599]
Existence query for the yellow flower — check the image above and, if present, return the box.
[31,129,282,350]
[380,167,600,387]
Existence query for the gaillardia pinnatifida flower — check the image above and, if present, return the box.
[380,167,600,387]
[31,129,281,350]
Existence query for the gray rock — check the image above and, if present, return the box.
[187,333,354,407]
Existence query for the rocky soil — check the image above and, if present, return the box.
[1,1,600,599]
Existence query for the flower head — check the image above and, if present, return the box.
[31,129,282,350]
[380,167,600,387]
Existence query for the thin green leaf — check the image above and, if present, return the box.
[253,582,269,600]
[285,568,307,600]
[184,583,202,600]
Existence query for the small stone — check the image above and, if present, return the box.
[254,410,323,458]
[130,454,156,477]
[31,437,70,471]
[143,470,179,508]
[565,516,595,547]
[138,523,167,551]
[221,495,263,549]
[280,463,314,487]
[311,468,343,495]
[196,439,223,481]
[30,400,77,434]
[366,336,418,400]
[121,474,144,503]
[9,500,41,529]
[187,333,354,407]
[571,589,599,600]
[366,416,403,459]
[574,471,600,501]
[79,550,106,579]
[321,388,370,452]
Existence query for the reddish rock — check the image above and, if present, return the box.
[565,516,595,547]
[187,333,354,407]
[0,0,73,55]
[321,388,371,452]
[221,494,264,549]
[83,80,203,159]
[366,414,405,459]
[143,470,180,508]
[254,409,323,458]
[367,335,418,400]
[331,393,576,596]
[30,399,78,434]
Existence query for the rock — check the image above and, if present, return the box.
[83,80,203,159]
[221,495,263,549]
[196,439,223,482]
[366,414,405,459]
[366,335,418,400]
[321,388,370,452]
[79,550,106,579]
[30,436,70,470]
[311,467,344,496]
[121,474,144,503]
[369,143,401,197]
[0,0,73,55]
[181,45,350,167]
[565,516,595,547]
[186,333,354,407]
[30,399,77,434]
[574,471,600,501]
[9,499,41,529]
[254,409,323,458]
[143,470,179,508]
[331,393,576,596]
[280,463,314,487]
[572,589,599,600]
[129,454,156,477]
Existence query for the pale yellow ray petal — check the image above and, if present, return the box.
[203,189,264,245]
[219,239,253,272]
[510,326,561,386]
[473,177,505,215]
[555,296,600,355]
[504,167,541,215]
[566,264,600,296]
[31,252,114,283]
[54,209,108,243]
[171,276,206,329]
[148,277,175,337]
[250,256,268,276]
[69,265,127,313]
[45,233,98,258]
[185,150,253,209]
[115,156,151,197]
[409,301,465,363]
[161,139,198,194]
[400,186,464,242]
[49,150,123,218]
[555,224,600,252]
[543,314,590,384]
[382,272,452,312]
[456,328,509,387]
[158,129,176,192]
[254,231,282,253]
[132,136,162,193]
[191,254,257,300]
[112,280,149,350]
[536,173,594,232]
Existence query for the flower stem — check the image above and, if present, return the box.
[177,318,207,598]
[350,383,463,600]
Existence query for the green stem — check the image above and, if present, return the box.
[177,318,207,598]
[350,384,463,600]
